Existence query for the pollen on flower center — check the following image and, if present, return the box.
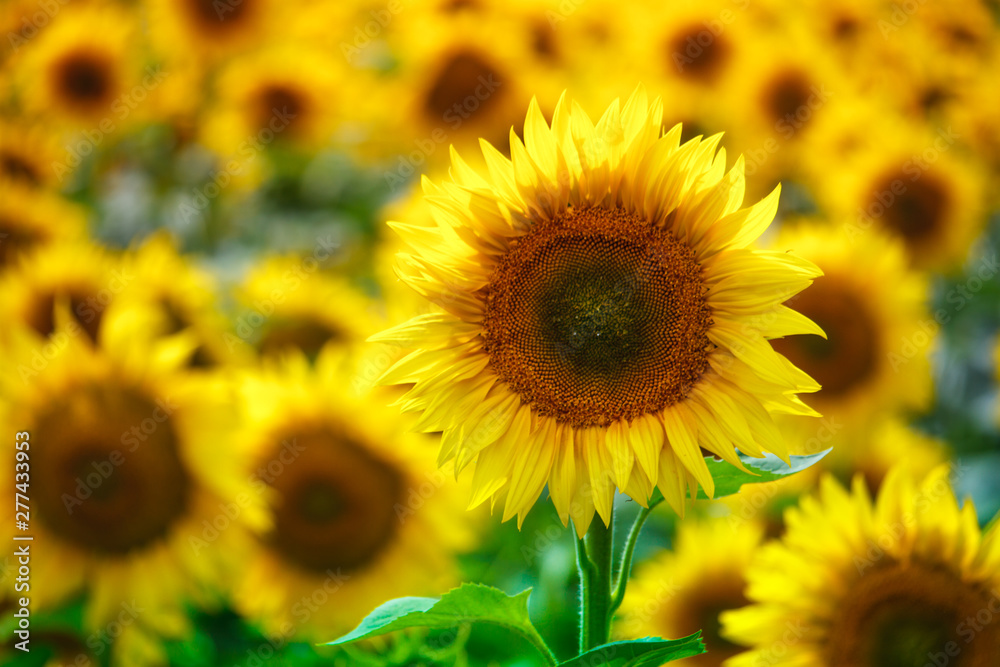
[482,206,713,427]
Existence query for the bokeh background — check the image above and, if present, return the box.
[1,0,999,665]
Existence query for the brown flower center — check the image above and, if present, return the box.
[1,152,42,186]
[0,221,43,270]
[184,0,250,31]
[482,206,712,427]
[32,384,191,554]
[763,70,814,125]
[868,169,951,251]
[827,561,1000,667]
[423,50,506,125]
[254,84,307,137]
[27,287,106,343]
[667,23,732,83]
[675,576,749,666]
[772,276,878,398]
[257,316,344,357]
[262,429,404,573]
[54,51,113,110]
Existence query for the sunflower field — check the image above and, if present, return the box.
[2,0,1000,666]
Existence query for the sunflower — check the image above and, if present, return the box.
[0,242,122,348]
[0,186,87,273]
[0,120,66,189]
[379,7,558,160]
[234,255,381,360]
[200,43,350,163]
[17,5,142,128]
[769,223,932,446]
[616,518,765,666]
[374,88,823,535]
[103,234,247,370]
[0,306,263,641]
[720,26,852,199]
[144,0,282,62]
[818,119,988,270]
[227,352,474,640]
[721,466,1000,666]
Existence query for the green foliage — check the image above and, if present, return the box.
[557,635,705,667]
[649,450,831,505]
[328,584,557,665]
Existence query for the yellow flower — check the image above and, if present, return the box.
[0,120,67,189]
[226,353,474,640]
[0,309,263,642]
[234,255,381,360]
[104,234,248,370]
[817,119,988,270]
[0,242,121,350]
[0,186,87,274]
[375,88,822,535]
[17,5,142,128]
[616,518,765,666]
[144,0,283,62]
[721,466,1000,666]
[379,7,558,161]
[201,43,352,165]
[769,223,933,445]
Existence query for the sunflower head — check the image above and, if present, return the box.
[376,88,823,535]
[722,466,1000,667]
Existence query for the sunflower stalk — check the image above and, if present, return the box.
[577,510,615,653]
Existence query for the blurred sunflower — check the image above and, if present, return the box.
[201,43,351,170]
[104,234,246,370]
[616,518,765,667]
[228,353,474,640]
[0,310,263,641]
[18,5,142,128]
[722,466,1000,666]
[829,419,950,495]
[381,8,555,158]
[627,0,755,103]
[144,0,282,61]
[235,255,380,360]
[0,120,65,189]
[375,88,822,535]
[770,223,932,445]
[818,121,988,270]
[0,186,87,273]
[0,242,120,347]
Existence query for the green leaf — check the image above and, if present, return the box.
[649,449,830,505]
[558,634,705,667]
[325,583,557,666]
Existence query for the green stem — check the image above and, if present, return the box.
[610,504,657,613]
[577,510,615,653]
